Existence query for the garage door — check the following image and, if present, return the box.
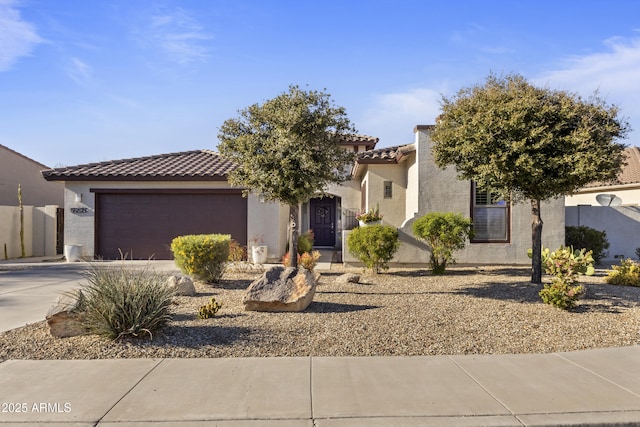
[95,190,247,260]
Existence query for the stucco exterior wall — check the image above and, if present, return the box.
[0,204,58,259]
[63,180,282,260]
[363,164,407,227]
[566,205,640,264]
[565,186,640,206]
[404,153,419,226]
[0,145,63,206]
[396,126,565,265]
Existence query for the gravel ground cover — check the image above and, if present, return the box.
[1,265,639,360]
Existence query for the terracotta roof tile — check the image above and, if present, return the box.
[357,143,415,163]
[583,147,640,189]
[618,147,640,185]
[42,150,236,181]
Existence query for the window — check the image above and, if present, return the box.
[471,182,509,242]
[383,181,392,198]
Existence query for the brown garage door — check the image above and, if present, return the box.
[95,190,247,260]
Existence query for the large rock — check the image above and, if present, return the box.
[167,275,196,296]
[46,292,87,338]
[336,273,360,284]
[243,266,319,312]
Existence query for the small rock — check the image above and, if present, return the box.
[46,293,87,338]
[243,266,318,312]
[336,273,360,284]
[167,275,196,296]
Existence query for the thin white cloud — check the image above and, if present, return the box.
[357,88,443,146]
[138,6,213,65]
[0,0,43,71]
[66,57,92,85]
[535,37,640,142]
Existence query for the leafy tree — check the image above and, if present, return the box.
[412,212,474,275]
[431,73,629,283]
[218,85,356,267]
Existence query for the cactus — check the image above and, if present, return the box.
[198,297,222,319]
[528,245,594,309]
[18,184,25,258]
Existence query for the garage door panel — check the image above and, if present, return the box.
[97,192,247,260]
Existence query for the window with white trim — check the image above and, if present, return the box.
[383,181,392,198]
[471,182,510,242]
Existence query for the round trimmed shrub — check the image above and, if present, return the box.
[347,224,399,273]
[412,211,474,275]
[171,234,231,283]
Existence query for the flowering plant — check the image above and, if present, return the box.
[356,204,383,223]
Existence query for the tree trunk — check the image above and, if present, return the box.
[289,204,299,268]
[531,198,543,284]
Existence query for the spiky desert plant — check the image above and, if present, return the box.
[80,262,175,339]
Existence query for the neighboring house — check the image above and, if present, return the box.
[42,128,565,264]
[565,146,640,264]
[0,145,64,258]
[0,144,63,206]
[565,147,640,207]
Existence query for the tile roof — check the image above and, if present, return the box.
[42,150,236,181]
[357,143,415,163]
[582,147,640,189]
[618,147,640,185]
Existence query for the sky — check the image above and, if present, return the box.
[1,0,640,168]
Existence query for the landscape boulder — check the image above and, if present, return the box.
[167,275,196,296]
[336,273,360,284]
[46,292,87,338]
[243,266,319,312]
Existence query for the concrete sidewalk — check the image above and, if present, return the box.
[0,347,639,426]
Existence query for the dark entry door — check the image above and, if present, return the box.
[310,197,336,246]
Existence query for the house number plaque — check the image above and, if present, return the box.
[70,207,89,214]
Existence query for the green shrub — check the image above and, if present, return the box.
[298,230,314,254]
[198,297,222,319]
[171,234,231,283]
[606,258,640,287]
[79,263,174,339]
[529,246,594,310]
[347,224,399,273]
[412,212,474,275]
[285,229,315,255]
[565,225,609,265]
[539,281,585,310]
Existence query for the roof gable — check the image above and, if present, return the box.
[42,150,236,182]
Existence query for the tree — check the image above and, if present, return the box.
[218,85,356,267]
[431,73,629,283]
[412,212,474,275]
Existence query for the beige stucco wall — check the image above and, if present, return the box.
[361,164,407,227]
[0,204,58,259]
[388,126,565,265]
[62,180,283,260]
[0,145,63,206]
[565,186,640,206]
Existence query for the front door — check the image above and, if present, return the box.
[310,197,336,246]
